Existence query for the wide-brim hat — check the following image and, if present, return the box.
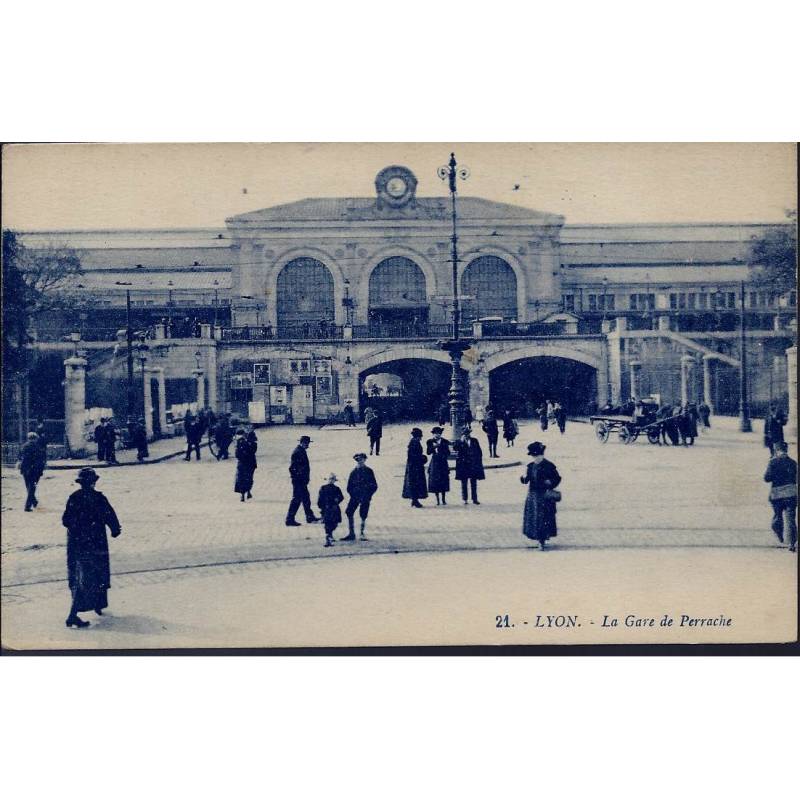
[430,427,444,434]
[353,453,368,461]
[528,441,546,456]
[411,427,423,437]
[76,467,100,485]
[299,435,312,444]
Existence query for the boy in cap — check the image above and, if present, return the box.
[317,473,344,547]
[342,453,378,541]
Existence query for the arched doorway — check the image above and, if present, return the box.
[359,358,454,421]
[461,255,518,321]
[489,356,598,416]
[276,257,335,335]
[368,257,428,333]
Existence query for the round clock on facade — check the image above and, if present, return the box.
[375,165,418,208]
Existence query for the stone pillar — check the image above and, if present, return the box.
[472,321,483,339]
[629,359,642,400]
[213,325,222,340]
[605,334,621,405]
[63,356,88,456]
[657,315,671,331]
[142,367,154,440]
[151,366,167,434]
[680,354,694,407]
[200,323,212,339]
[773,314,782,332]
[695,355,704,405]
[786,346,797,441]
[154,323,166,340]
[615,316,627,333]
[702,355,715,414]
[193,368,206,408]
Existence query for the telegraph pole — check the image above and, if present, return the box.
[738,280,752,432]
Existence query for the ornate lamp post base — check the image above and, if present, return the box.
[440,338,472,441]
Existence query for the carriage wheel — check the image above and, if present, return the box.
[646,429,661,445]
[595,422,610,443]
[619,426,636,445]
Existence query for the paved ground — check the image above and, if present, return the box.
[2,417,796,649]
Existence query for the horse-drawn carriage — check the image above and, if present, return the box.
[590,400,663,445]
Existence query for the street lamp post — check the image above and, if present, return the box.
[739,280,752,432]
[212,279,219,327]
[135,338,149,419]
[437,152,472,440]
[115,281,135,419]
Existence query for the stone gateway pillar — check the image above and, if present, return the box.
[702,355,715,414]
[786,346,797,441]
[629,359,642,401]
[192,368,206,409]
[142,368,154,440]
[63,356,88,457]
[150,366,167,435]
[680,354,694,407]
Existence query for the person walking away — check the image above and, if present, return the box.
[104,419,119,464]
[214,414,233,460]
[698,401,711,429]
[19,432,46,511]
[132,417,149,461]
[185,416,202,461]
[94,418,107,462]
[502,410,518,447]
[343,400,356,427]
[764,405,787,455]
[402,428,429,508]
[234,428,257,502]
[482,411,499,458]
[677,406,696,446]
[426,427,451,505]
[285,435,320,525]
[554,403,567,435]
[453,427,485,505]
[317,473,344,547]
[62,468,121,628]
[764,440,797,552]
[366,408,383,455]
[521,441,562,550]
[342,453,378,541]
[538,405,549,432]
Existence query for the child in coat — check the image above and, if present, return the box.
[317,473,344,547]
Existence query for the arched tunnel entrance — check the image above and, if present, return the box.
[359,358,455,422]
[489,357,598,417]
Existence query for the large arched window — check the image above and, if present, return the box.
[276,257,335,331]
[368,256,428,325]
[461,255,518,320]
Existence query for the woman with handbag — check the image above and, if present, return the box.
[521,441,562,550]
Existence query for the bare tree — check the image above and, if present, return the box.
[747,210,797,295]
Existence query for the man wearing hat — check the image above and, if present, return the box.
[62,468,122,628]
[285,435,321,526]
[342,453,379,541]
[453,427,485,505]
[18,431,46,512]
[764,440,797,552]
[317,473,345,547]
[131,417,149,462]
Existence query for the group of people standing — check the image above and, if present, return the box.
[479,408,519,458]
[93,418,119,464]
[535,401,568,435]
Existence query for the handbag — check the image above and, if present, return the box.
[544,489,562,502]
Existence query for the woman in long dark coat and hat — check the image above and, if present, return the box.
[402,427,428,508]
[426,427,451,505]
[521,441,562,550]
[62,467,121,628]
[234,428,257,502]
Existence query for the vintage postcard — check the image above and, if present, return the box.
[1,142,797,651]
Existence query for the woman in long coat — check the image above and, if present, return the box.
[502,411,518,447]
[62,468,121,627]
[234,428,257,502]
[521,441,562,550]
[426,427,451,505]
[402,428,428,507]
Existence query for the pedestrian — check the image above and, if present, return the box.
[104,419,119,464]
[454,427,485,505]
[19,431,46,512]
[342,453,378,541]
[475,404,485,425]
[132,417,149,461]
[285,435,320,526]
[663,408,681,446]
[245,423,259,455]
[317,473,344,547]
[426,427,451,505]
[677,406,696,446]
[554,403,567,435]
[213,414,233,460]
[764,405,787,455]
[764,440,797,552]
[437,400,450,427]
[234,428,257,502]
[366,407,383,455]
[94,418,107,462]
[363,405,377,426]
[538,404,549,432]
[482,410,499,458]
[402,427,428,508]
[502,410,518,447]
[520,441,562,550]
[62,467,122,628]
[698,401,711,429]
[185,415,202,461]
[343,400,356,427]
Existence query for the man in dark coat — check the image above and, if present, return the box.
[185,416,202,461]
[103,419,118,464]
[521,441,562,550]
[554,404,567,435]
[698,401,711,429]
[318,473,344,547]
[366,409,383,455]
[62,468,121,628]
[342,453,379,541]
[764,440,797,552]
[213,414,234,460]
[234,428,257,501]
[402,428,428,507]
[343,401,356,427]
[131,417,149,461]
[94,418,107,462]
[19,431,46,511]
[764,406,787,455]
[453,428,485,505]
[285,435,320,526]
[482,412,499,458]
